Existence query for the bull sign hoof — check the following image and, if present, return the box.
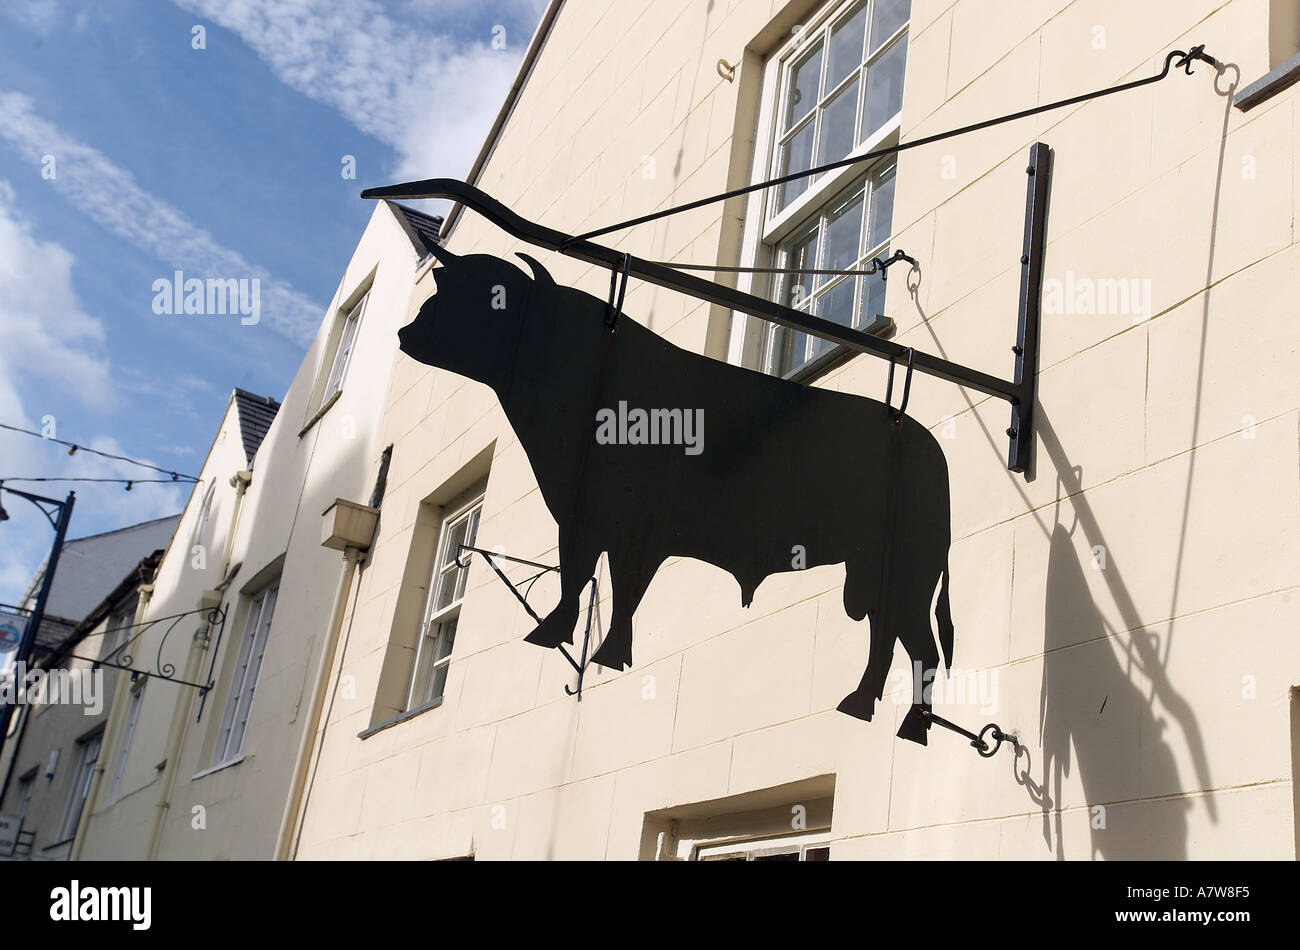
[397,245,956,744]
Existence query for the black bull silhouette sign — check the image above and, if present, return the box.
[398,246,956,743]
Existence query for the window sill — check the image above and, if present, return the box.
[358,698,443,739]
[298,390,342,438]
[191,754,247,781]
[1234,50,1300,111]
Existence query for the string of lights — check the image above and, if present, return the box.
[0,422,199,483]
[0,476,185,491]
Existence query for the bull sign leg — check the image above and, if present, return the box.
[524,528,600,649]
[588,548,660,670]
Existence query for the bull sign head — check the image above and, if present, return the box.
[399,245,956,744]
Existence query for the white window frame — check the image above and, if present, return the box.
[693,830,832,861]
[58,730,102,842]
[105,679,145,805]
[16,770,36,821]
[211,583,278,767]
[729,0,910,376]
[406,498,482,712]
[321,292,368,405]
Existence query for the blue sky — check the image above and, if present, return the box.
[0,0,547,604]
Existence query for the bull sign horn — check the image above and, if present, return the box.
[516,253,555,293]
[397,251,955,745]
[428,242,460,267]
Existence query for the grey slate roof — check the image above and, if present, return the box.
[232,389,280,466]
[21,513,181,646]
[390,202,444,257]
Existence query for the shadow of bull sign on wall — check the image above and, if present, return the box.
[398,245,955,744]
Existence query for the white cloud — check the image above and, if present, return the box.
[0,183,185,603]
[0,180,113,408]
[1,0,62,36]
[0,92,324,346]
[171,0,545,184]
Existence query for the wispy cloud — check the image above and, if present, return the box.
[171,0,546,183]
[0,92,325,346]
[1,0,63,36]
[0,179,113,408]
[0,183,185,601]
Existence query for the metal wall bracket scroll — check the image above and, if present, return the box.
[68,605,228,719]
[454,544,600,698]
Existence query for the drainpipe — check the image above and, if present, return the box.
[69,581,153,861]
[274,543,363,860]
[143,468,251,860]
[221,472,252,578]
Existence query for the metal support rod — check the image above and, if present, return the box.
[563,578,599,699]
[60,657,212,692]
[363,178,1023,403]
[562,46,1217,245]
[0,488,75,762]
[455,544,599,697]
[919,708,1018,758]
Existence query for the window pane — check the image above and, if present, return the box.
[324,296,366,399]
[769,326,803,377]
[452,510,480,601]
[826,2,868,89]
[867,163,896,252]
[408,624,436,707]
[427,662,450,705]
[819,276,857,329]
[215,597,261,762]
[784,44,823,131]
[869,0,910,52]
[815,80,859,171]
[435,566,460,613]
[411,617,457,707]
[863,38,906,138]
[822,188,865,278]
[776,119,816,210]
[442,515,471,568]
[435,616,458,662]
[227,587,275,760]
[780,227,819,309]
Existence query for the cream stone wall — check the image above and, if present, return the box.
[299,0,1292,859]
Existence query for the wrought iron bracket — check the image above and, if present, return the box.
[364,143,1052,477]
[919,709,1019,758]
[455,544,599,698]
[1007,142,1051,474]
[66,605,227,718]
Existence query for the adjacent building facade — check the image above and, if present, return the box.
[67,0,1300,860]
[74,203,441,859]
[0,515,178,859]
